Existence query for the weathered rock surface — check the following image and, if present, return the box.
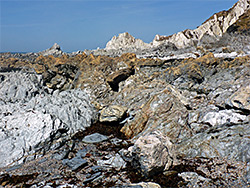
[178,172,213,187]
[95,0,250,59]
[124,131,174,177]
[38,43,64,56]
[99,105,128,123]
[153,0,250,48]
[1,3,250,185]
[226,84,250,111]
[0,70,95,168]
[106,32,150,50]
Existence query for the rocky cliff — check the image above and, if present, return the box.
[153,0,250,48]
[104,0,250,52]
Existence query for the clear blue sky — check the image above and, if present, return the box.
[0,0,238,52]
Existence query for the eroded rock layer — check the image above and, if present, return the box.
[0,49,250,187]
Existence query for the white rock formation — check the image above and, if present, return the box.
[105,32,150,50]
[153,0,250,48]
[39,43,63,56]
[104,0,250,51]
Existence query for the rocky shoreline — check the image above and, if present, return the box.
[1,46,250,187]
[1,0,250,187]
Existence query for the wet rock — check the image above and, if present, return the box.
[126,182,161,188]
[126,131,174,177]
[82,133,108,144]
[62,157,88,171]
[97,153,126,170]
[99,105,128,123]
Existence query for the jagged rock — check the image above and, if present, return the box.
[105,32,150,50]
[153,0,250,48]
[0,69,43,103]
[82,133,108,144]
[226,85,250,112]
[38,43,63,56]
[125,131,174,177]
[201,110,247,127]
[227,9,250,34]
[0,70,95,168]
[0,111,58,168]
[106,68,135,91]
[177,123,250,161]
[99,105,128,123]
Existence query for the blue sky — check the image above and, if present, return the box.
[1,0,238,52]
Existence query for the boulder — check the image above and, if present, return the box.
[99,105,127,123]
[120,85,190,142]
[97,153,126,170]
[125,131,174,177]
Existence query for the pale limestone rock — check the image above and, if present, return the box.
[201,110,247,127]
[153,0,250,48]
[39,43,63,56]
[105,32,150,50]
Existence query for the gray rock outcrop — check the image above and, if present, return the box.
[0,69,95,168]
